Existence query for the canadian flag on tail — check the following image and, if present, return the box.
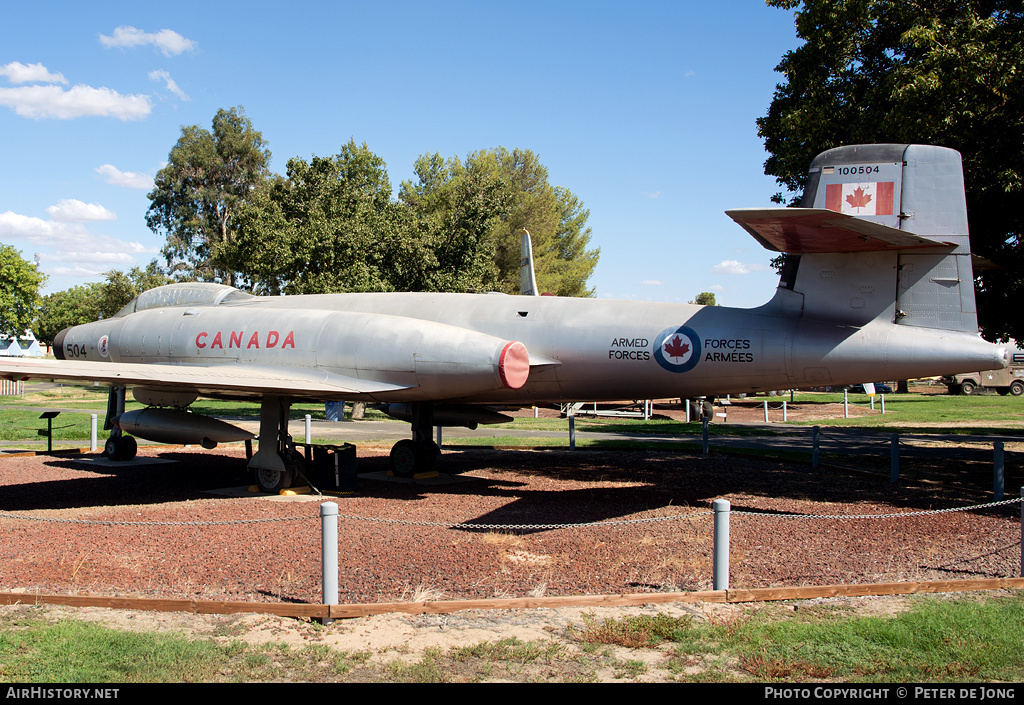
[825,182,895,216]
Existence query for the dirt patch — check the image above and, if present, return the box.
[0,439,1020,681]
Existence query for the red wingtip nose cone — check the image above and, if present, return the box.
[499,341,530,389]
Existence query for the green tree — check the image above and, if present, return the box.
[97,261,175,318]
[32,262,173,347]
[549,186,600,297]
[0,244,46,338]
[399,151,510,292]
[691,292,718,306]
[400,147,599,295]
[146,106,272,288]
[231,140,437,295]
[759,0,1024,340]
[34,283,103,348]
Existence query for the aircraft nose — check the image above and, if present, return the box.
[53,328,70,360]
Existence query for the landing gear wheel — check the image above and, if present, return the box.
[103,436,137,461]
[1011,381,1023,397]
[390,439,421,477]
[254,466,294,493]
[389,439,440,477]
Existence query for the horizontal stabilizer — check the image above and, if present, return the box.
[726,208,953,254]
[0,359,411,400]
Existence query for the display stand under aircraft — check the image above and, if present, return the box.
[0,144,1007,492]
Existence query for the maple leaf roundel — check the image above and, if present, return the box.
[653,325,701,373]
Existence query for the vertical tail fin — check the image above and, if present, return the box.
[729,144,979,333]
[803,144,977,332]
[520,229,539,296]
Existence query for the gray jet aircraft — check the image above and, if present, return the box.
[0,144,1007,490]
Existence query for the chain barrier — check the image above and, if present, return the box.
[0,511,308,527]
[811,429,1016,454]
[0,496,1017,531]
[0,506,713,530]
[816,429,891,446]
[731,496,1022,521]
[893,438,1011,459]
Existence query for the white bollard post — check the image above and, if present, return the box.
[713,499,730,590]
[763,399,769,423]
[321,502,338,625]
[90,414,98,452]
[305,414,312,444]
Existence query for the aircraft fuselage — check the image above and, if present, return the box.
[56,288,1006,404]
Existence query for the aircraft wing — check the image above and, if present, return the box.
[726,208,954,253]
[0,358,411,400]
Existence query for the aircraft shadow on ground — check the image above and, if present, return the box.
[0,453,251,511]
[0,446,1016,522]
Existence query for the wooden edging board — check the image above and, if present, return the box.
[3,577,1024,620]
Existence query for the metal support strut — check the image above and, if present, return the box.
[250,395,299,492]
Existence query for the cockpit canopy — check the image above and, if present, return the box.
[114,283,255,318]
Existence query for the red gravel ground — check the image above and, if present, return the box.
[0,441,1019,606]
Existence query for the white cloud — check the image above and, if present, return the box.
[50,251,139,265]
[640,279,663,286]
[0,61,67,84]
[147,69,190,101]
[0,211,70,242]
[47,261,133,277]
[99,26,197,57]
[46,199,117,223]
[96,164,153,190]
[0,210,155,270]
[711,259,770,275]
[0,84,151,120]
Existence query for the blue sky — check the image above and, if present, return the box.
[1,1,802,307]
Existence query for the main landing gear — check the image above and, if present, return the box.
[249,395,304,493]
[389,403,440,478]
[248,397,441,490]
[103,386,138,461]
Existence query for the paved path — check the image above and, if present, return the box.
[3,405,1020,464]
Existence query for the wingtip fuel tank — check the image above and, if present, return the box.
[112,408,254,449]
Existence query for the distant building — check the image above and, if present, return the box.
[0,331,44,357]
